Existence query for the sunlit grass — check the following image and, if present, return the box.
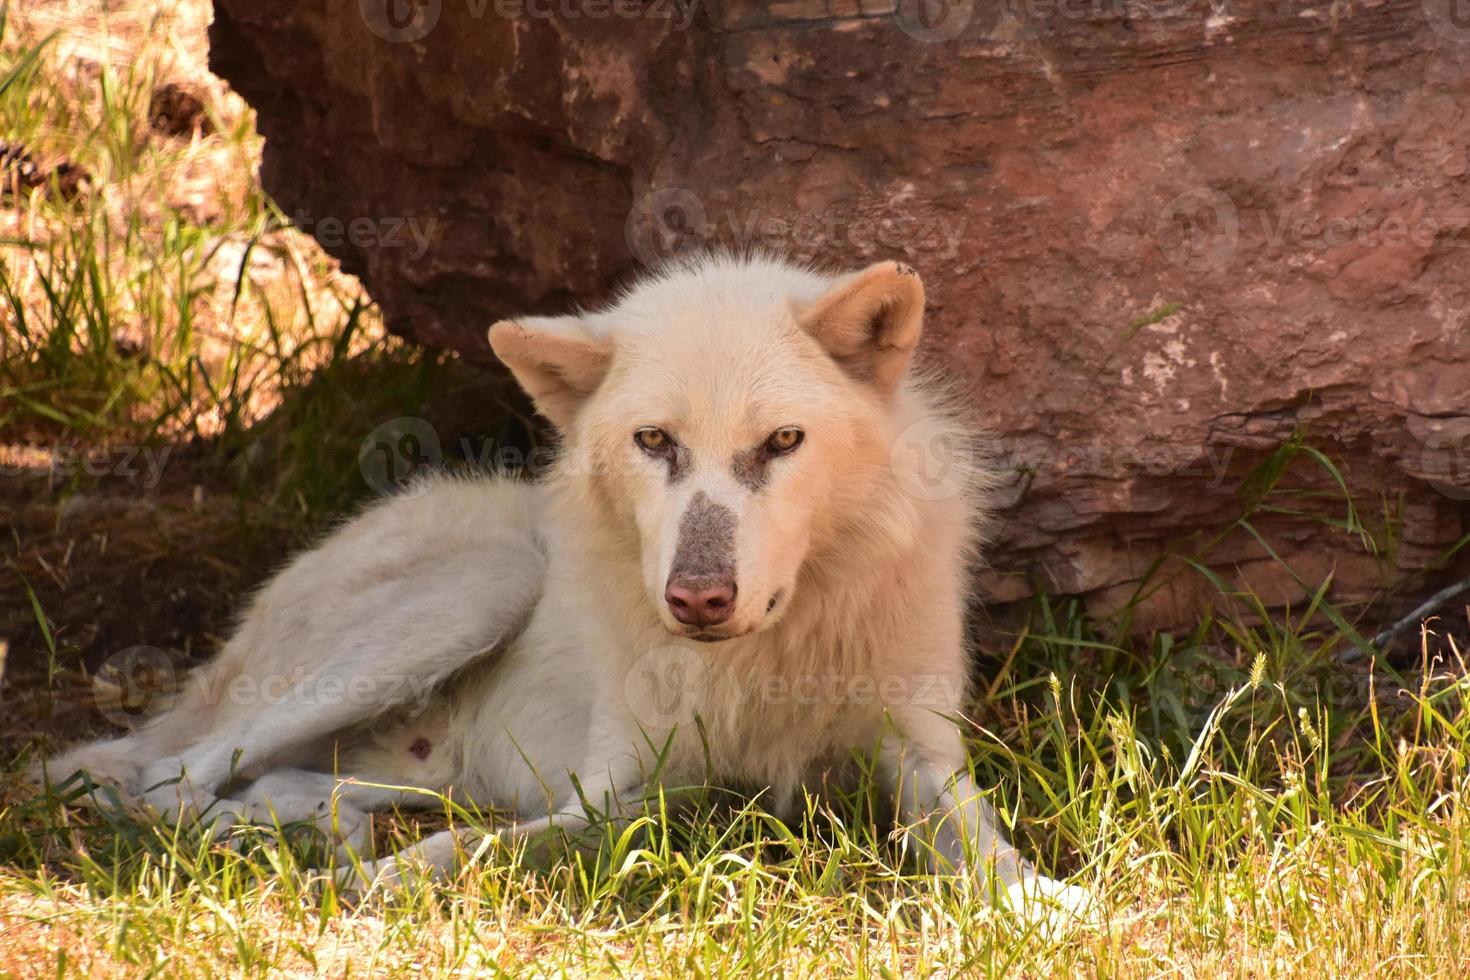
[4,613,1469,975]
[0,0,464,526]
[0,0,386,443]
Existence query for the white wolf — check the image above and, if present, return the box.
[39,253,1089,915]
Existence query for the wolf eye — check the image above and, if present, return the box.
[635,427,673,454]
[764,427,804,455]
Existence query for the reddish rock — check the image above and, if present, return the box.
[208,0,1470,634]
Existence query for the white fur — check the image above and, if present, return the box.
[36,253,1091,922]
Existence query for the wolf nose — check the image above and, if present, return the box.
[665,576,737,627]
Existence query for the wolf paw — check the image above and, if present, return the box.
[224,803,370,862]
[335,857,390,901]
[240,780,370,847]
[999,875,1098,935]
[32,740,144,801]
[321,828,467,902]
[137,756,242,831]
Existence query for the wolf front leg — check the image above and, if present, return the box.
[879,734,1030,883]
[881,706,1095,922]
[332,753,647,899]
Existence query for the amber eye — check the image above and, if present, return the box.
[635,427,672,454]
[764,427,804,455]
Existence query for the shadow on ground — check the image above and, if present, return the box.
[1,351,537,758]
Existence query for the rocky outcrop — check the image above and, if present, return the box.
[208,0,1470,633]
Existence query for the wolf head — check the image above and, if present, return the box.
[490,254,962,643]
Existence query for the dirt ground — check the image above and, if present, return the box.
[2,452,288,754]
[0,356,538,765]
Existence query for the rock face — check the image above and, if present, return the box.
[209,0,1470,633]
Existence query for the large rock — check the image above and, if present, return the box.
[209,0,1470,633]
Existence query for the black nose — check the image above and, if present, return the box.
[665,574,737,627]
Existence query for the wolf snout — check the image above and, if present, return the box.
[664,574,737,627]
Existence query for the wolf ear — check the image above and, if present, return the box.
[797,261,925,395]
[488,318,612,429]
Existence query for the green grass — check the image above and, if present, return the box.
[0,0,453,522]
[3,2,1470,976]
[1121,302,1182,342]
[1,0,323,440]
[3,607,1468,975]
